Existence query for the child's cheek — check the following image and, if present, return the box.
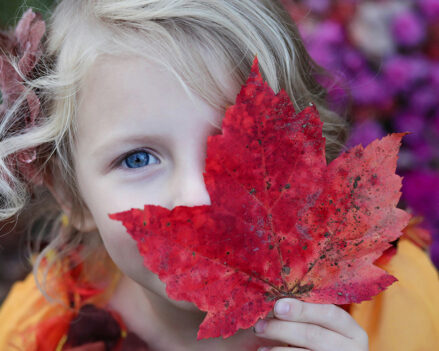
[97,219,200,311]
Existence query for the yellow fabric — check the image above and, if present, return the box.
[0,249,122,351]
[350,239,439,351]
[0,239,438,350]
[0,263,72,350]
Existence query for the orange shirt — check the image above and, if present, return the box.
[0,238,438,350]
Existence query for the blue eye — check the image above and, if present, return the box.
[122,150,160,169]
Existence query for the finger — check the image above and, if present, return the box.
[273,298,367,341]
[254,318,358,351]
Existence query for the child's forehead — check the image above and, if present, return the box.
[74,54,227,145]
[76,53,240,126]
[78,53,238,107]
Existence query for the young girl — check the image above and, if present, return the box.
[0,1,438,350]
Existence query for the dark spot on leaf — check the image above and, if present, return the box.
[354,240,364,246]
[353,176,361,189]
[226,251,230,255]
[250,188,256,194]
[143,221,146,226]
[324,232,330,237]
[269,244,274,249]
[285,183,291,189]
[329,199,333,204]
[337,292,343,296]
[302,244,308,250]
[166,222,171,226]
[257,139,262,145]
[355,149,363,158]
[295,282,314,295]
[265,293,277,302]
[282,265,290,274]
[192,252,195,256]
[320,254,326,259]
[266,181,271,190]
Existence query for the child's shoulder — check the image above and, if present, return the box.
[350,238,439,351]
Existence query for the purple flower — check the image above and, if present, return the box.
[392,112,425,145]
[430,240,439,270]
[402,170,439,268]
[433,113,439,136]
[402,171,439,220]
[409,85,439,114]
[350,72,389,105]
[383,55,431,94]
[430,63,439,90]
[317,72,351,113]
[306,20,345,47]
[307,43,337,70]
[418,0,439,22]
[411,140,434,164]
[391,10,426,47]
[342,47,367,72]
[382,56,413,94]
[345,120,386,149]
[407,56,431,82]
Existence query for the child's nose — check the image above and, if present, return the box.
[170,166,211,209]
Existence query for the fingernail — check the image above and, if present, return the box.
[257,347,269,351]
[254,319,267,333]
[275,300,290,314]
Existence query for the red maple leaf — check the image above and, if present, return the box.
[109,56,411,340]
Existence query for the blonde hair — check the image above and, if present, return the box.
[0,0,350,307]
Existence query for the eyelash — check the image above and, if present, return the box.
[116,148,160,170]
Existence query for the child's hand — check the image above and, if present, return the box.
[253,298,369,351]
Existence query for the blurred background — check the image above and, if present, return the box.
[1,0,438,304]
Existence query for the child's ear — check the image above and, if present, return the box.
[44,160,98,233]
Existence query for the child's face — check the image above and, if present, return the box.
[73,55,239,310]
